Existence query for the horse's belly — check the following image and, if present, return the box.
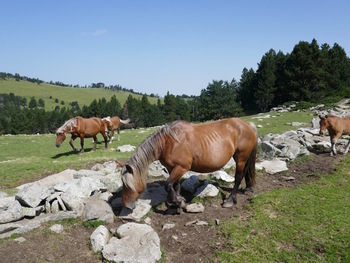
[191,150,233,173]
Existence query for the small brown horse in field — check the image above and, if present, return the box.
[118,118,258,210]
[56,117,108,154]
[102,116,130,143]
[319,114,350,156]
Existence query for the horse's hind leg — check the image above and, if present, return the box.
[109,129,115,144]
[343,138,350,154]
[222,161,245,208]
[117,127,120,141]
[80,136,85,154]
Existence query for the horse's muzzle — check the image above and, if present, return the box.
[124,201,136,210]
[56,144,61,148]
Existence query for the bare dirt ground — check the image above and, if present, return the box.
[0,152,344,263]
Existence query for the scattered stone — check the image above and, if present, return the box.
[82,196,114,224]
[0,197,24,223]
[282,176,296,181]
[194,184,219,198]
[181,175,200,193]
[50,224,64,234]
[162,223,175,230]
[117,144,136,152]
[144,217,152,225]
[185,203,205,213]
[148,161,169,178]
[90,225,110,253]
[256,159,288,174]
[102,223,161,263]
[14,237,26,243]
[15,182,49,208]
[211,170,235,182]
[185,219,208,226]
[119,200,152,222]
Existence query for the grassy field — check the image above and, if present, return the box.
[241,110,316,136]
[216,155,350,262]
[0,127,157,189]
[0,78,160,111]
[0,110,316,190]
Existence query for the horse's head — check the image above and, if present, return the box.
[319,115,328,135]
[119,162,145,210]
[55,132,66,147]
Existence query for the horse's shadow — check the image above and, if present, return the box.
[51,147,96,159]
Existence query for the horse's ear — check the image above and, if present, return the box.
[319,115,325,120]
[125,164,133,174]
[117,160,125,167]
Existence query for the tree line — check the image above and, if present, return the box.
[1,38,349,135]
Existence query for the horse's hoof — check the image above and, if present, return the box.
[222,200,234,208]
[244,187,254,195]
[180,200,187,209]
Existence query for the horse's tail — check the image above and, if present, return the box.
[244,122,258,186]
[120,118,130,125]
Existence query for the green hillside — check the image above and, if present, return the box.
[0,78,160,110]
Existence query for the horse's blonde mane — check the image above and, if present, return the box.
[56,117,78,134]
[123,122,180,189]
[102,116,111,123]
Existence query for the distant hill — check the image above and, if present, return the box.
[0,77,160,111]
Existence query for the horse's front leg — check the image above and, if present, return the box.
[117,128,120,141]
[109,129,115,144]
[101,132,108,150]
[69,136,79,152]
[166,165,187,208]
[330,134,341,156]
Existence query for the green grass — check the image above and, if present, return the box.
[215,155,350,262]
[0,78,160,111]
[242,110,316,137]
[0,127,157,189]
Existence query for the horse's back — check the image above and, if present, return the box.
[77,117,104,136]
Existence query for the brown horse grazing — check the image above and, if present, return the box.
[319,114,350,156]
[119,118,258,210]
[56,116,108,154]
[102,116,130,143]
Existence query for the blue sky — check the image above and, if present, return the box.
[1,1,350,97]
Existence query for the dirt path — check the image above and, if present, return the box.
[0,152,344,263]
